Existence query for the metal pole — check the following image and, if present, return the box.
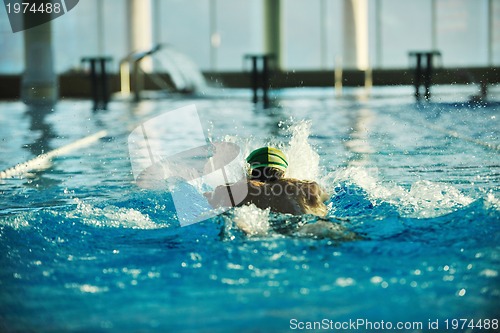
[133,60,141,102]
[263,56,270,107]
[100,58,109,108]
[424,53,433,100]
[89,59,99,109]
[251,56,258,103]
[414,53,422,100]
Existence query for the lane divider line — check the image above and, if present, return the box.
[0,130,108,179]
[385,111,500,152]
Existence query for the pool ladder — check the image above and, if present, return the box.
[119,45,163,102]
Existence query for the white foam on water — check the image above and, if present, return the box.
[407,180,474,216]
[315,104,477,219]
[69,198,164,229]
[333,166,474,218]
[231,204,270,237]
[479,269,498,278]
[219,118,476,224]
[0,213,33,230]
[484,192,500,211]
[64,283,109,294]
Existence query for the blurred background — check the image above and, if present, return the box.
[0,0,499,102]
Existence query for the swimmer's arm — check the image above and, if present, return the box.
[204,184,237,208]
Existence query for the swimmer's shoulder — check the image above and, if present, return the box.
[276,178,324,192]
[278,178,330,202]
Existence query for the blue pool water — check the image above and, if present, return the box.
[0,87,499,332]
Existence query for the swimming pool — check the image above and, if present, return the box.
[0,86,499,332]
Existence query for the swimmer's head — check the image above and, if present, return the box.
[246,147,288,182]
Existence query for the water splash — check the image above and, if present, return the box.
[68,198,165,229]
[484,191,500,211]
[0,212,33,230]
[216,120,321,183]
[219,204,270,240]
[232,204,270,237]
[407,180,474,216]
[282,120,320,181]
[333,166,474,218]
[214,118,476,226]
[211,120,324,237]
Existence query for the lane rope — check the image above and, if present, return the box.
[0,130,108,179]
[384,110,500,152]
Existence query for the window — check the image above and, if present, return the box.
[436,0,489,67]
[378,0,433,68]
[0,0,498,74]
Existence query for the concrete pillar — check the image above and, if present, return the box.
[128,0,154,72]
[343,0,369,70]
[263,0,281,69]
[320,0,327,69]
[21,18,57,106]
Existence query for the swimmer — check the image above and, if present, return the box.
[136,145,357,240]
[206,147,359,240]
[204,147,330,217]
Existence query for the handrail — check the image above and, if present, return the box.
[119,44,163,100]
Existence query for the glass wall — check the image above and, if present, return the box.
[493,0,500,64]
[436,0,489,67]
[0,0,498,74]
[215,0,263,71]
[282,0,322,69]
[53,0,99,73]
[377,0,433,68]
[156,0,211,70]
[0,5,24,74]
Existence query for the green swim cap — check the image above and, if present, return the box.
[246,147,288,172]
